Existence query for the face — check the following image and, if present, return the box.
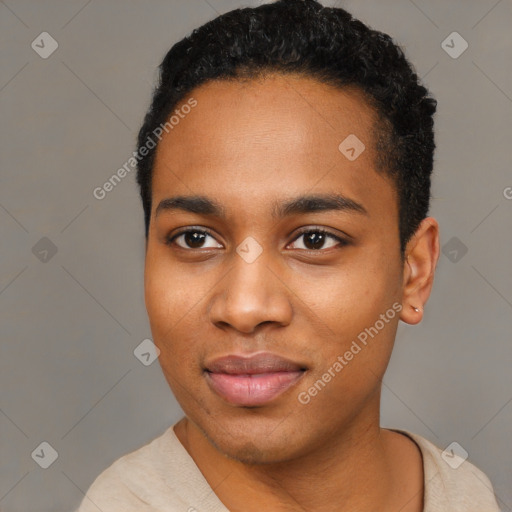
[144,73,405,464]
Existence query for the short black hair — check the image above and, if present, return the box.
[136,0,437,255]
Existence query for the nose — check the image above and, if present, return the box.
[208,250,293,334]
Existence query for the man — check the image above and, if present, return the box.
[77,0,500,510]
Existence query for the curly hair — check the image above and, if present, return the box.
[136,0,437,255]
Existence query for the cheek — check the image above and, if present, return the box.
[143,254,204,370]
[296,256,398,330]
[298,300,399,417]
[292,252,401,386]
[144,268,202,401]
[145,252,196,327]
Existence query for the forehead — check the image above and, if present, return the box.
[151,73,394,217]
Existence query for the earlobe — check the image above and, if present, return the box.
[399,217,440,325]
[401,303,424,325]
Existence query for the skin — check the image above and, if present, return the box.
[144,72,440,511]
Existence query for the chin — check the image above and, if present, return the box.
[195,409,311,465]
[207,431,300,465]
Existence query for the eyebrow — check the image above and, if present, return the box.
[155,193,368,219]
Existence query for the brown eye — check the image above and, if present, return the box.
[289,229,346,251]
[166,229,222,250]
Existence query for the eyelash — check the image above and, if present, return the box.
[165,226,348,252]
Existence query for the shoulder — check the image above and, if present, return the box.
[397,430,501,512]
[75,425,193,512]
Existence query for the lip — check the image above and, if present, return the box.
[204,352,307,406]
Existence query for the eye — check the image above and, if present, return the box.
[166,228,222,250]
[288,228,347,251]
[165,227,347,252]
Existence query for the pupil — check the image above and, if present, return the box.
[304,232,325,250]
[185,231,206,248]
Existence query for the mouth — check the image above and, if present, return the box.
[204,352,307,407]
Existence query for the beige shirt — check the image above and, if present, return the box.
[76,423,500,511]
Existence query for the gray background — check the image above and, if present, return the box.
[1,0,511,510]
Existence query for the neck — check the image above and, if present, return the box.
[174,408,423,511]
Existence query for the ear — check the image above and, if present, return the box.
[400,217,440,325]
